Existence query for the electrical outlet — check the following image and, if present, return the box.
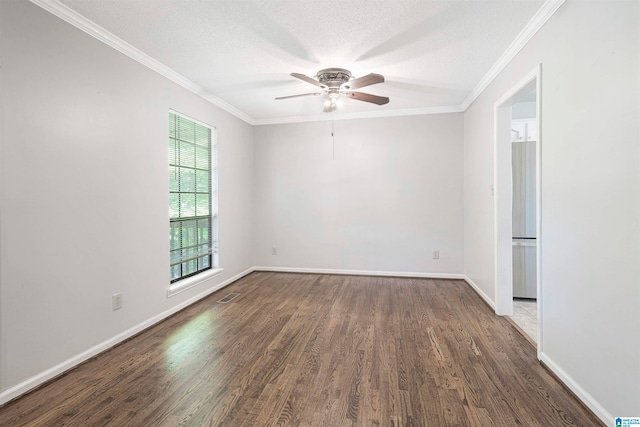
[433,250,440,260]
[271,247,277,255]
[112,293,122,311]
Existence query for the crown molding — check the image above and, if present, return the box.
[460,0,565,111]
[29,0,256,125]
[253,105,464,126]
[30,0,564,126]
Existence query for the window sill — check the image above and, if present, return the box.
[167,268,223,298]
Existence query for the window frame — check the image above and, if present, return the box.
[167,110,221,297]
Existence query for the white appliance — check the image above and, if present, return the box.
[512,117,537,299]
[512,239,536,299]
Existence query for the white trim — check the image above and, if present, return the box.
[463,275,496,310]
[167,268,223,298]
[534,68,543,359]
[28,0,255,125]
[0,267,255,406]
[493,65,541,318]
[253,105,463,126]
[169,109,217,131]
[493,67,541,113]
[539,352,611,425]
[0,266,458,405]
[0,264,608,427]
[28,0,564,126]
[253,266,464,279]
[460,0,564,111]
[465,271,607,425]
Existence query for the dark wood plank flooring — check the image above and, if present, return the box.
[0,272,603,426]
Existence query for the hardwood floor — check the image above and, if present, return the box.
[0,272,603,426]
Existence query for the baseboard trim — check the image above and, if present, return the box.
[463,276,611,425]
[253,266,465,280]
[0,265,612,427]
[0,267,255,406]
[539,352,611,425]
[462,275,496,310]
[462,275,612,425]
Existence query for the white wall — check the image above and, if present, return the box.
[0,0,254,396]
[464,0,639,418]
[254,114,464,275]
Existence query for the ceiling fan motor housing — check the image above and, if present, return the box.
[317,68,352,89]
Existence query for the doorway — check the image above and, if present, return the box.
[494,65,542,354]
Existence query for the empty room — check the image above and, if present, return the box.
[0,0,638,426]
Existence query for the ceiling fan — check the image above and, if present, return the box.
[275,68,389,112]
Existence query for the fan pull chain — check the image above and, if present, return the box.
[331,114,335,160]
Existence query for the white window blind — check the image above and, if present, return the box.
[169,112,218,283]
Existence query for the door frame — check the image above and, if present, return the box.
[493,64,542,356]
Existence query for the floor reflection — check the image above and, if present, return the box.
[165,311,215,368]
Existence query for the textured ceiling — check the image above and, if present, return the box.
[57,0,545,122]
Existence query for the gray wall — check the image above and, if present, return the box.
[463,0,640,417]
[0,0,254,394]
[254,114,464,275]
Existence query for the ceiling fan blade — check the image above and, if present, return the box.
[344,91,389,105]
[344,73,385,90]
[291,73,326,88]
[275,92,323,100]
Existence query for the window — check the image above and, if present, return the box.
[169,112,218,283]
